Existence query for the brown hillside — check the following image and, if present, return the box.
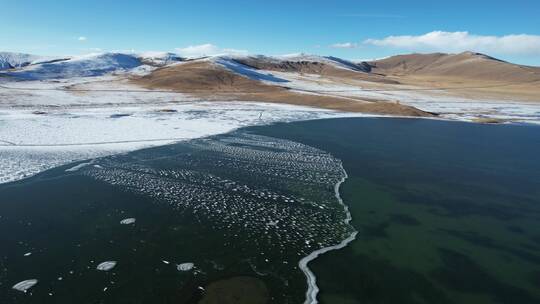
[132,60,432,117]
[133,61,280,92]
[369,52,540,83]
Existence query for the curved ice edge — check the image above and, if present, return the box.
[300,164,358,304]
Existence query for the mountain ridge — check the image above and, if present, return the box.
[2,50,539,81]
[2,50,539,103]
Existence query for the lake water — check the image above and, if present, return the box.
[1,117,539,304]
[250,117,540,304]
[0,129,352,303]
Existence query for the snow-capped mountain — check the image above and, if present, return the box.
[0,52,64,70]
[6,53,143,79]
[2,51,186,79]
[1,51,373,80]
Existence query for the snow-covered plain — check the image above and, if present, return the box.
[0,75,364,184]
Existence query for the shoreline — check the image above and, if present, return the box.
[299,162,358,304]
[3,113,537,186]
[0,102,356,185]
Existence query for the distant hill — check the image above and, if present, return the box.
[7,53,142,80]
[0,51,184,79]
[2,50,538,105]
[368,51,540,83]
[134,58,430,116]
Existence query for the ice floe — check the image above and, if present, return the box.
[96,261,117,271]
[120,218,136,225]
[176,263,195,271]
[65,161,94,172]
[12,279,38,292]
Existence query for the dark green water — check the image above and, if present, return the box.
[249,118,540,304]
[1,117,539,304]
[0,131,352,304]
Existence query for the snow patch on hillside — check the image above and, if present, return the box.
[276,53,370,71]
[213,57,289,83]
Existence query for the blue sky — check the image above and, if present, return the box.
[1,0,540,65]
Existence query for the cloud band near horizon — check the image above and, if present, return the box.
[174,43,248,57]
[362,31,540,55]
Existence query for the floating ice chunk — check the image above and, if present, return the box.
[12,279,38,292]
[96,261,117,271]
[23,252,32,257]
[65,161,93,172]
[176,262,194,271]
[162,260,170,264]
[120,218,136,225]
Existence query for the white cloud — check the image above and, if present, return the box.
[364,31,540,55]
[175,43,248,57]
[111,49,136,54]
[330,42,358,49]
[78,36,87,41]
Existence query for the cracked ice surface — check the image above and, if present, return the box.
[83,132,355,265]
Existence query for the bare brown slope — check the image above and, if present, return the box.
[134,61,279,92]
[369,52,540,83]
[133,60,432,117]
